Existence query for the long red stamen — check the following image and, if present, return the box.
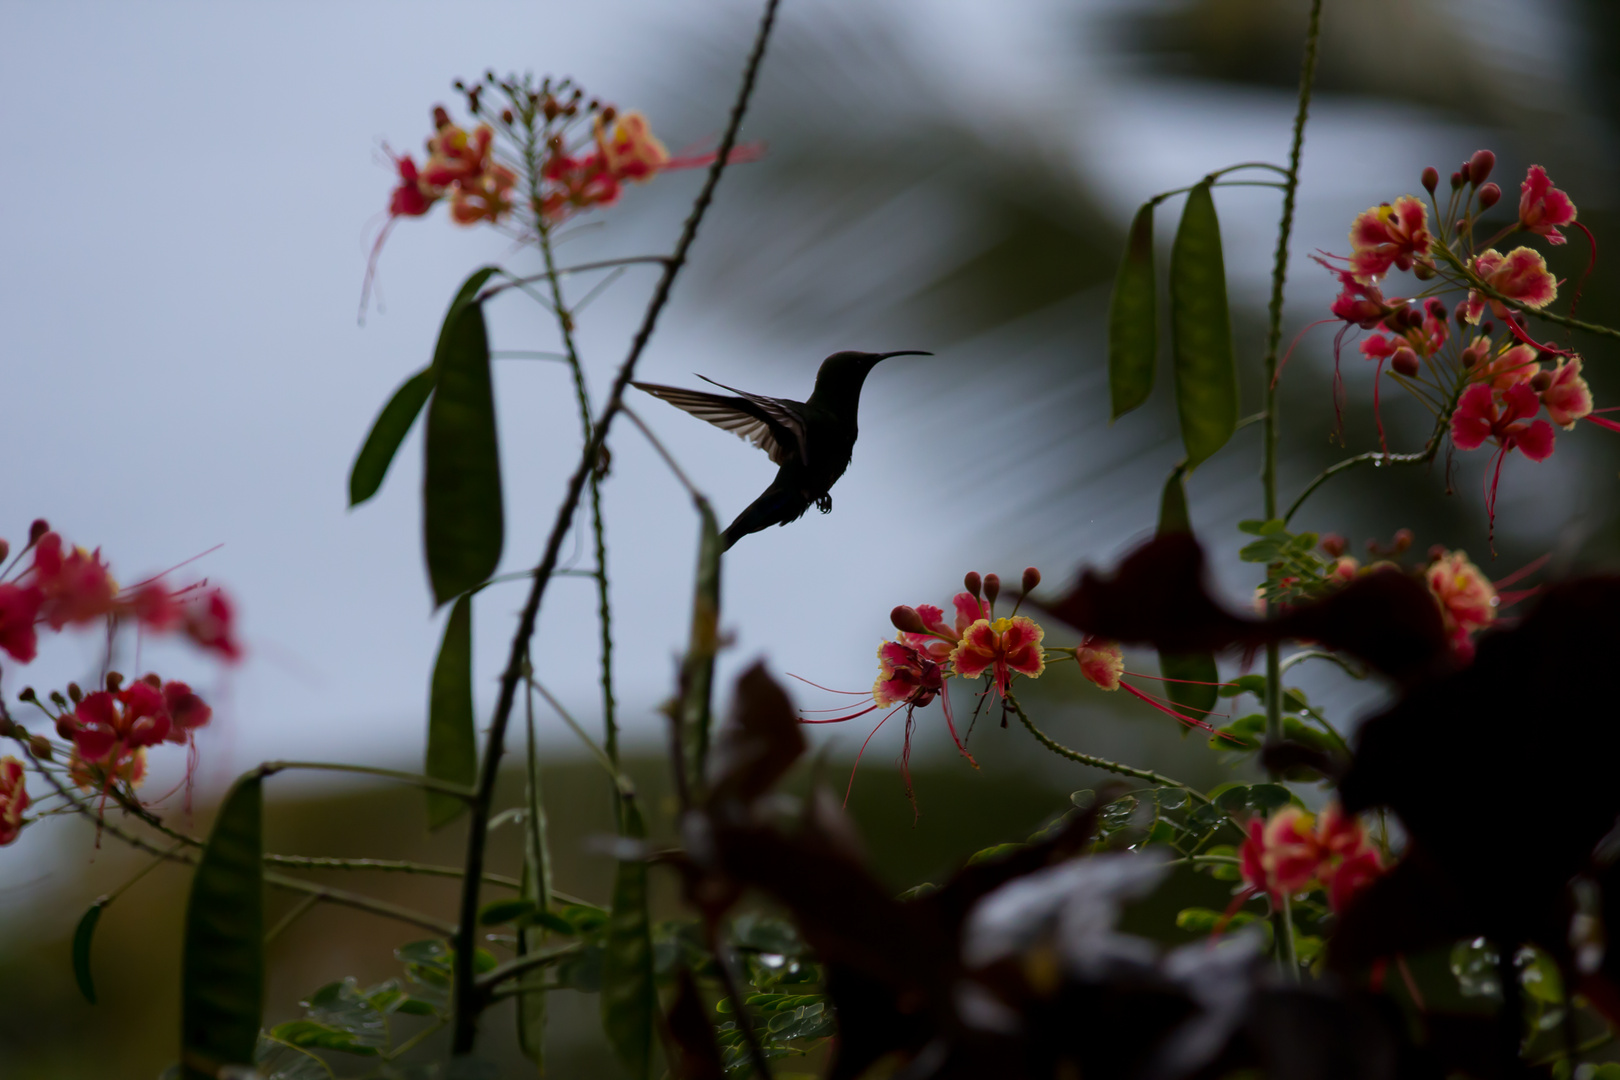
[1491,553,1549,591]
[1120,682,1221,734]
[937,686,979,769]
[1502,314,1577,359]
[124,545,226,591]
[1122,670,1235,688]
[1273,317,1336,390]
[843,705,901,807]
[785,673,869,695]
[1586,415,1620,434]
[801,702,881,724]
[1567,221,1599,325]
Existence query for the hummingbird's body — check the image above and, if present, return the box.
[633,350,929,549]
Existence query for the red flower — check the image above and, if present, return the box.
[1463,247,1558,324]
[1348,196,1432,283]
[1073,635,1224,732]
[1425,550,1495,660]
[1518,165,1577,246]
[1238,804,1383,913]
[67,688,171,765]
[0,583,43,663]
[949,616,1045,698]
[0,756,29,845]
[387,153,438,218]
[1450,382,1555,540]
[32,533,117,629]
[162,680,213,742]
[1540,356,1593,429]
[185,589,242,661]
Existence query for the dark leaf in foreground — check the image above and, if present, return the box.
[666,968,726,1080]
[1039,533,1449,681]
[705,662,806,809]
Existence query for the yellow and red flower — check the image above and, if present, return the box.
[949,616,1045,697]
[1073,635,1223,733]
[1348,196,1432,283]
[1539,356,1593,429]
[1424,550,1496,660]
[0,756,29,845]
[1463,247,1558,324]
[1518,165,1577,246]
[1238,803,1383,912]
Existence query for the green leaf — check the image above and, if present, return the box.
[1219,674,1268,700]
[349,367,434,507]
[423,266,504,606]
[1108,201,1157,420]
[601,799,655,1080]
[72,901,103,1005]
[181,772,264,1079]
[1248,783,1293,813]
[1169,180,1237,471]
[479,898,537,926]
[267,1020,379,1057]
[426,593,476,829]
[255,1034,335,1080]
[678,502,724,802]
[967,842,1027,866]
[301,978,387,1051]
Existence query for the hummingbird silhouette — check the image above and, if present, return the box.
[633,350,931,550]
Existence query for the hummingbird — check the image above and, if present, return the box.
[633,350,931,550]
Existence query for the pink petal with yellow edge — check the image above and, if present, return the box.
[1076,637,1124,691]
[952,592,987,634]
[1492,247,1558,308]
[948,620,996,678]
[1543,357,1593,428]
[1349,249,1393,284]
[1349,205,1392,249]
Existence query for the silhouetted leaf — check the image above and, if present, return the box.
[1169,180,1237,470]
[72,901,102,1005]
[602,798,655,1080]
[668,968,726,1080]
[181,772,264,1079]
[349,367,433,507]
[707,664,806,808]
[678,501,723,803]
[424,266,503,605]
[1155,464,1219,722]
[267,1020,378,1056]
[425,593,476,829]
[1109,200,1158,420]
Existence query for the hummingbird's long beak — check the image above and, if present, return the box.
[876,350,932,360]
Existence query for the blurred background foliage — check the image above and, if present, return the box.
[5,0,1619,1075]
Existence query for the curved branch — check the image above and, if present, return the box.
[1006,693,1211,806]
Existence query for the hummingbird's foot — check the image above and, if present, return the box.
[816,494,833,514]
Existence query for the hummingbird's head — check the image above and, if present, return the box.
[812,350,932,402]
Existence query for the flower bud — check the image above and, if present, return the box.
[56,715,75,740]
[142,672,162,688]
[1449,170,1464,191]
[49,691,67,708]
[543,96,560,120]
[1392,528,1414,554]
[1391,347,1420,377]
[1399,305,1425,329]
[104,671,123,693]
[890,605,928,636]
[1421,166,1439,193]
[1021,566,1041,593]
[1429,544,1448,563]
[1530,369,1553,392]
[601,105,618,123]
[29,735,51,761]
[964,572,982,600]
[1461,339,1488,369]
[983,574,1001,607]
[17,687,35,703]
[28,519,48,544]
[67,682,83,705]
[1468,149,1496,186]
[432,105,452,130]
[1454,301,1471,326]
[1412,261,1436,281]
[1477,182,1501,210]
[0,538,7,563]
[501,108,514,125]
[1319,533,1347,558]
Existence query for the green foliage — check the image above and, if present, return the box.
[601,799,656,1080]
[1237,519,1334,604]
[181,773,264,1079]
[71,901,102,1005]
[349,367,434,507]
[423,266,504,606]
[426,593,476,829]
[1169,180,1238,470]
[1108,201,1158,420]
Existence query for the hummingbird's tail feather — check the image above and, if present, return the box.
[721,483,811,550]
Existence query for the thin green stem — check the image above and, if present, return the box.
[265,894,320,946]
[473,940,584,992]
[527,675,633,797]
[477,256,672,303]
[384,1018,448,1062]
[1431,244,1620,343]
[1006,693,1210,806]
[536,222,619,783]
[1259,0,1323,983]
[1283,446,1434,524]
[1276,894,1300,979]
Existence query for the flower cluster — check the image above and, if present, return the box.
[31,673,213,795]
[0,521,240,666]
[1239,803,1383,913]
[1317,152,1616,537]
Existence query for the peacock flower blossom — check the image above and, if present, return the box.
[70,746,147,793]
[185,589,242,661]
[596,111,669,180]
[900,593,989,661]
[1463,247,1558,324]
[1239,807,1320,902]
[1451,382,1554,460]
[1328,272,1400,329]
[0,583,43,663]
[387,153,438,219]
[1518,165,1577,245]
[0,757,29,845]
[65,687,172,766]
[1472,342,1539,391]
[1425,550,1496,660]
[1348,196,1432,283]
[161,680,213,743]
[32,533,117,630]
[1239,804,1383,913]
[1329,556,1360,584]
[872,640,944,710]
[1539,356,1593,429]
[1075,636,1123,691]
[950,617,1045,697]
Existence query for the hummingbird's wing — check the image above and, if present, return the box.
[631,381,807,466]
